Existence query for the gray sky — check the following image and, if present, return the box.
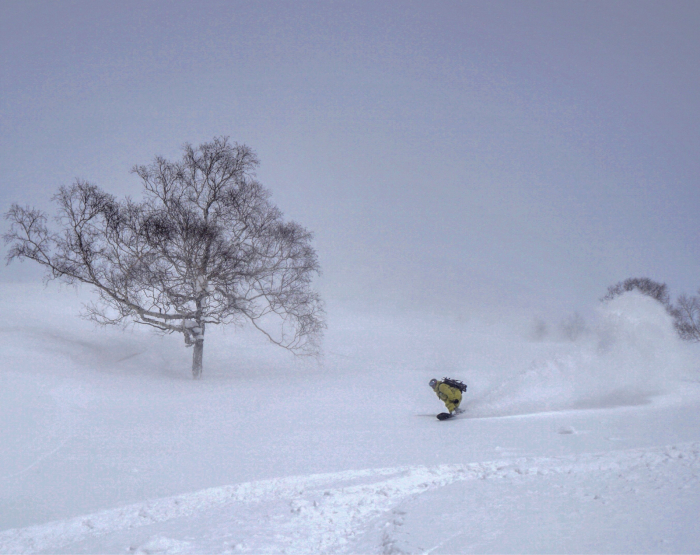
[1,0,699,318]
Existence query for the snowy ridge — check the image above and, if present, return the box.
[2,442,698,554]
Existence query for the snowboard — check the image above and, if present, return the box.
[437,409,464,421]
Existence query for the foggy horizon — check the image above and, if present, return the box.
[2,0,699,320]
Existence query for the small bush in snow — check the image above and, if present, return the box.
[530,318,549,341]
[560,312,588,342]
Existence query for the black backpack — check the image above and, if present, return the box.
[442,377,467,393]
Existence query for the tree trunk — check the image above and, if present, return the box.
[192,339,204,378]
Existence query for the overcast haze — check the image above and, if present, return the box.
[2,0,699,320]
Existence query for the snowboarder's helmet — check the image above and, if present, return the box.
[429,378,438,388]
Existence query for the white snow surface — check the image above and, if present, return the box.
[1,283,699,553]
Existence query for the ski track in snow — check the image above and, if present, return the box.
[0,437,71,481]
[1,442,699,554]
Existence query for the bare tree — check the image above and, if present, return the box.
[4,137,325,378]
[674,293,700,342]
[602,277,672,308]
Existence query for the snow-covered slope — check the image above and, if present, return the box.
[1,283,699,553]
[3,443,700,554]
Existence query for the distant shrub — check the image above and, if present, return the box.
[560,312,587,342]
[530,318,548,341]
[674,293,700,342]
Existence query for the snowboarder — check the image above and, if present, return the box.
[429,378,466,419]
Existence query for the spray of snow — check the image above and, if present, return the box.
[466,292,694,416]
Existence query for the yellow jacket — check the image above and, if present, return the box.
[432,381,462,412]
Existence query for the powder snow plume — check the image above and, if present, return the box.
[465,292,694,417]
